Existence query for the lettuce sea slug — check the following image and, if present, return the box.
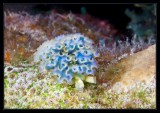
[34,33,99,89]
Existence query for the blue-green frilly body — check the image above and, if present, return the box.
[34,33,99,83]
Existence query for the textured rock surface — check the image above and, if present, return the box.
[4,45,156,109]
[103,44,156,90]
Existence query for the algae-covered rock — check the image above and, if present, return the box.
[4,10,118,65]
[4,45,156,109]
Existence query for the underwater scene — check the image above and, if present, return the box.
[4,4,156,109]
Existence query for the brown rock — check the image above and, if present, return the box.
[102,44,156,89]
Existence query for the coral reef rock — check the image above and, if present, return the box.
[104,44,156,90]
